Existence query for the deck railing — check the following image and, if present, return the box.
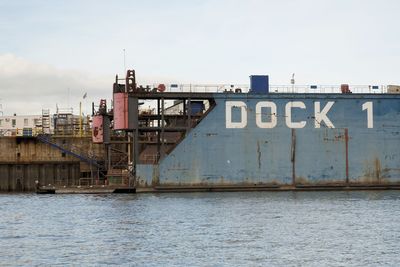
[143,83,388,94]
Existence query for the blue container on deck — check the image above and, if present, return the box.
[187,101,205,115]
[250,75,269,94]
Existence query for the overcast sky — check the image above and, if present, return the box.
[1,0,399,115]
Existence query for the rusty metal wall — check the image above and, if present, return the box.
[0,163,80,192]
[0,136,105,163]
[0,136,104,191]
[136,93,400,189]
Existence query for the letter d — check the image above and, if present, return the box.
[226,101,247,128]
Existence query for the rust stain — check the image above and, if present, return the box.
[375,158,381,182]
[294,176,307,184]
[321,128,352,142]
[295,176,347,186]
[323,134,346,142]
[360,157,383,184]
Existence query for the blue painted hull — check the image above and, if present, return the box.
[136,93,400,190]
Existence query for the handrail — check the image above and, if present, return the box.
[139,83,389,94]
[36,134,102,168]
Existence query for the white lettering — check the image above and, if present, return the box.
[256,101,277,128]
[224,100,369,129]
[314,101,335,128]
[226,101,247,128]
[285,101,306,128]
[362,101,373,128]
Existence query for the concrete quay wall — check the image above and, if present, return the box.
[0,136,105,192]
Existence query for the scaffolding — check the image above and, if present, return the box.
[53,109,91,137]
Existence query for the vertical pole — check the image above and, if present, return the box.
[133,127,139,187]
[127,132,131,186]
[131,95,139,188]
[157,99,160,162]
[79,102,82,137]
[187,98,191,131]
[183,100,187,131]
[123,49,126,74]
[107,144,111,171]
[161,97,165,158]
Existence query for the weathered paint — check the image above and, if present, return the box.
[113,92,129,130]
[136,93,400,189]
[0,136,105,191]
[92,115,104,143]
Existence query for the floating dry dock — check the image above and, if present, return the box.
[2,70,399,193]
[89,70,400,192]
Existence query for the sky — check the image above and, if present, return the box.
[0,0,399,115]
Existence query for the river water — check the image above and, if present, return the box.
[0,191,400,266]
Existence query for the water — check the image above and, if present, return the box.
[1,191,400,266]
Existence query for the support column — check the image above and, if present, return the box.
[157,99,161,162]
[161,97,165,158]
[187,98,191,132]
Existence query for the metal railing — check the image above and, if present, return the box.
[142,83,388,94]
[143,83,250,93]
[36,134,102,168]
[0,127,92,137]
[0,127,54,137]
[268,85,387,94]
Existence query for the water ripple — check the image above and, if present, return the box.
[0,191,400,266]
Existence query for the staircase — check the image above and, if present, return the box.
[36,134,102,168]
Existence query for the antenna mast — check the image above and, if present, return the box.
[123,49,126,74]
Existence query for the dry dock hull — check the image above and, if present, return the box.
[136,93,400,191]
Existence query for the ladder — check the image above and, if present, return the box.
[42,109,51,134]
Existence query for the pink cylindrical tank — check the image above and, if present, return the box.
[113,92,129,130]
[92,115,104,143]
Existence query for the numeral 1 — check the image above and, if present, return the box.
[362,102,373,128]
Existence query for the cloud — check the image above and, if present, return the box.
[0,53,111,115]
[0,54,180,116]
